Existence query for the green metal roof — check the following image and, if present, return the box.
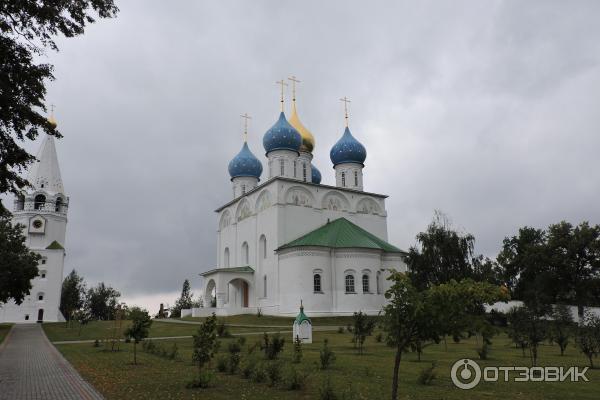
[200,266,254,277]
[295,305,311,325]
[277,218,404,253]
[46,240,64,250]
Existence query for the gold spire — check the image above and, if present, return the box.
[47,104,58,128]
[275,79,288,112]
[240,113,251,142]
[288,76,315,153]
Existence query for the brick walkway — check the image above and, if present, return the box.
[0,324,104,400]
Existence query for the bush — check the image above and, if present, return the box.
[292,336,303,363]
[263,333,285,360]
[247,340,260,355]
[228,353,241,374]
[417,362,437,385]
[241,357,258,379]
[217,322,231,338]
[319,377,337,400]
[186,370,214,389]
[320,339,336,370]
[93,339,100,348]
[284,366,309,390]
[476,342,489,360]
[375,333,383,343]
[216,356,228,372]
[237,336,247,347]
[346,324,353,333]
[337,327,345,334]
[266,361,283,386]
[251,363,267,383]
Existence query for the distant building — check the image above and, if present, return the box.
[0,115,68,323]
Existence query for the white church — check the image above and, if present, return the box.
[0,115,68,323]
[194,81,408,317]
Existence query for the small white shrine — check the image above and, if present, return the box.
[292,301,312,343]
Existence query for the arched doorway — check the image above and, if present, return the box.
[205,279,216,307]
[227,278,250,308]
[37,309,44,322]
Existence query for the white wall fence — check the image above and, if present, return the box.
[486,301,600,323]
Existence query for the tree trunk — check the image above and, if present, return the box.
[391,344,402,400]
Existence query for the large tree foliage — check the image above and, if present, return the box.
[124,307,152,365]
[171,279,194,318]
[87,282,120,320]
[0,215,39,304]
[406,212,500,290]
[498,221,600,311]
[60,269,86,322]
[0,0,118,212]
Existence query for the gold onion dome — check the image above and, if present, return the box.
[289,102,315,153]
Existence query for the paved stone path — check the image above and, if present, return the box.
[0,324,104,400]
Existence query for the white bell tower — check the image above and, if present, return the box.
[0,114,69,323]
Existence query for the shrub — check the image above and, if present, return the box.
[284,366,309,390]
[337,327,345,334]
[292,335,303,363]
[319,377,337,400]
[186,370,214,389]
[227,342,242,374]
[247,340,260,355]
[237,336,247,347]
[216,356,228,372]
[346,324,353,333]
[217,322,231,338]
[375,333,383,343]
[417,362,437,385]
[476,342,489,360]
[263,333,285,360]
[241,357,258,379]
[251,363,267,383]
[93,339,100,348]
[266,361,283,386]
[319,339,336,370]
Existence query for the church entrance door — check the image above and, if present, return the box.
[242,281,249,307]
[37,309,44,322]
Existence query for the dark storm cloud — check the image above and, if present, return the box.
[11,0,599,308]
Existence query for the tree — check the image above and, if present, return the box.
[547,222,600,315]
[171,279,194,318]
[549,304,574,356]
[575,312,600,369]
[352,311,376,354]
[87,282,120,320]
[60,269,86,324]
[506,305,548,366]
[381,272,429,400]
[0,215,39,304]
[192,313,218,376]
[124,307,152,365]
[0,1,118,213]
[74,307,92,336]
[406,211,491,291]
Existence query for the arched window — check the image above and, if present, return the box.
[242,242,249,265]
[341,172,346,187]
[37,292,45,301]
[314,274,322,292]
[362,274,370,293]
[376,271,382,294]
[34,194,46,210]
[345,274,355,293]
[39,270,47,279]
[224,247,230,267]
[279,159,285,175]
[302,163,307,182]
[259,235,267,259]
[263,274,267,297]
[55,197,62,212]
[354,171,358,186]
[16,194,25,211]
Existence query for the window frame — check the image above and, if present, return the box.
[362,274,370,293]
[345,274,355,293]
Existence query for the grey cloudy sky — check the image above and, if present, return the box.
[10,0,600,311]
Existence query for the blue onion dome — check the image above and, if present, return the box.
[263,112,302,154]
[228,142,263,180]
[329,127,367,166]
[311,163,322,184]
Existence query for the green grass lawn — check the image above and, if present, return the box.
[51,322,599,400]
[0,324,12,345]
[180,314,354,327]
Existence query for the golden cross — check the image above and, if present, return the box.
[240,113,251,142]
[340,96,351,127]
[276,79,288,111]
[288,76,301,101]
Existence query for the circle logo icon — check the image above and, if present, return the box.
[451,359,481,390]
